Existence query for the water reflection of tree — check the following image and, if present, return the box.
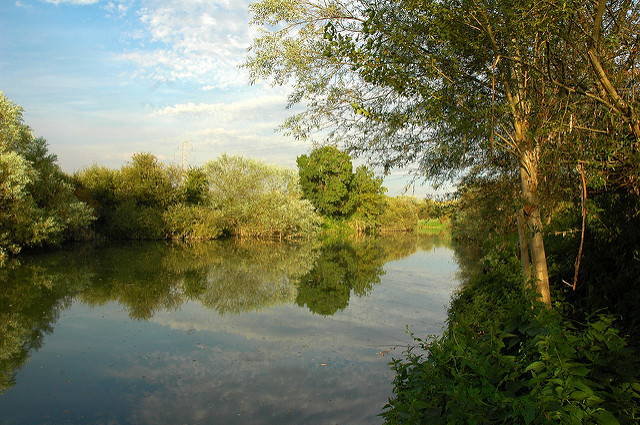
[79,240,319,318]
[379,233,454,262]
[194,239,319,314]
[0,256,89,394]
[296,238,387,316]
[0,241,318,393]
[294,234,454,316]
[80,242,190,320]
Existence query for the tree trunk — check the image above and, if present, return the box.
[520,148,552,307]
[495,32,552,307]
[516,208,532,285]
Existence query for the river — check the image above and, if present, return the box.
[0,234,459,425]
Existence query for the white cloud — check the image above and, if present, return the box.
[104,1,131,16]
[43,0,100,5]
[151,96,287,118]
[119,0,254,88]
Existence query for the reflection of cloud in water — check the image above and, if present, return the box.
[110,330,390,425]
[151,302,389,356]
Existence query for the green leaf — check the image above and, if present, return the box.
[525,361,545,372]
[592,410,620,425]
[523,405,536,424]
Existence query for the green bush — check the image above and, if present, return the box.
[108,201,165,240]
[163,204,224,241]
[205,154,321,239]
[377,196,419,233]
[382,253,640,424]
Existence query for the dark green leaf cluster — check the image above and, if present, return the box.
[383,253,640,424]
[297,146,357,217]
[544,189,640,334]
[297,146,390,232]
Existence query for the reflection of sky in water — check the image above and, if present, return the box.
[0,244,459,425]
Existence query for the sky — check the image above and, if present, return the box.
[0,0,438,197]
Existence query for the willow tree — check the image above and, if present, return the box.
[246,0,640,307]
[334,0,569,305]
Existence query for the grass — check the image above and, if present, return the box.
[417,217,451,234]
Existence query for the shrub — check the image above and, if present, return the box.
[382,253,640,424]
[205,154,321,239]
[163,204,224,241]
[377,196,419,233]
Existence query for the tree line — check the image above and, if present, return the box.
[74,152,321,241]
[0,91,451,265]
[74,146,452,241]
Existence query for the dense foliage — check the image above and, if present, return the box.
[382,251,640,424]
[0,90,441,261]
[0,92,93,264]
[75,153,322,242]
[297,146,357,217]
[205,153,321,239]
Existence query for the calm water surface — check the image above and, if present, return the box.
[0,235,459,425]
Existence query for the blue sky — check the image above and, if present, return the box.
[0,0,436,196]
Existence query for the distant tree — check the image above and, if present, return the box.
[73,165,119,229]
[181,167,209,206]
[205,154,320,239]
[297,146,355,218]
[75,153,182,240]
[377,197,420,233]
[349,165,386,226]
[118,152,179,209]
[108,153,180,239]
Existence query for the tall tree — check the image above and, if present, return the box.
[247,0,556,305]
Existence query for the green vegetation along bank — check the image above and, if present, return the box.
[0,92,450,265]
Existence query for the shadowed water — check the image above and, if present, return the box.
[0,234,459,425]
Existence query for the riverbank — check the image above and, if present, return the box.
[381,245,640,424]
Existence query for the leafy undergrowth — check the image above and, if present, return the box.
[382,252,640,424]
